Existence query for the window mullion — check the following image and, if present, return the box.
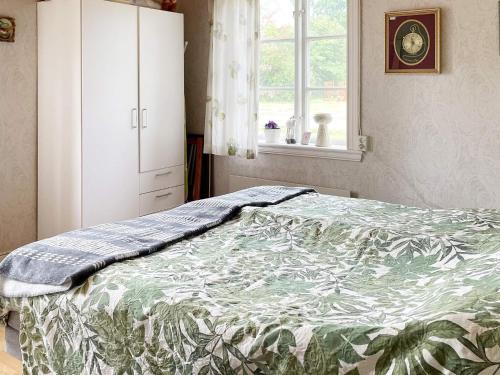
[294,0,302,138]
[301,0,308,134]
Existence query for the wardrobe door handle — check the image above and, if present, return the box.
[142,109,148,128]
[131,109,138,129]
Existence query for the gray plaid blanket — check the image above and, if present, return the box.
[0,186,313,298]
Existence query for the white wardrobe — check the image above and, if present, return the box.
[38,0,185,239]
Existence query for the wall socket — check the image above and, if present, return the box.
[357,136,371,152]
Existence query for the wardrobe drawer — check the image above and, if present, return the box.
[140,165,184,194]
[140,185,185,216]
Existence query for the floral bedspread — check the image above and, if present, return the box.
[3,193,500,374]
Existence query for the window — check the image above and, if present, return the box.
[258,0,361,159]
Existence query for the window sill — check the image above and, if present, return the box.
[258,143,363,162]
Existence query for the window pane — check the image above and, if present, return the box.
[308,0,347,37]
[307,90,347,148]
[308,38,347,88]
[258,90,295,143]
[260,0,295,40]
[260,42,295,88]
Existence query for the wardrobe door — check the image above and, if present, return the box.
[139,8,185,172]
[81,0,140,227]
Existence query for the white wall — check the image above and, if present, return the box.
[0,0,37,255]
[212,0,500,209]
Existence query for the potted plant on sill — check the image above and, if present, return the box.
[264,121,281,144]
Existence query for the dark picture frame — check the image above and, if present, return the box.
[0,16,15,43]
[385,8,441,74]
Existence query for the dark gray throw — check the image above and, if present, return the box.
[0,186,314,297]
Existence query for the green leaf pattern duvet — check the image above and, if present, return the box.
[3,193,500,374]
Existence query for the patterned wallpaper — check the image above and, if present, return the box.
[0,0,37,255]
[177,0,210,135]
[213,0,500,209]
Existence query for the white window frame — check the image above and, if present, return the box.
[258,0,362,162]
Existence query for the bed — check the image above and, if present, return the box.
[2,189,500,374]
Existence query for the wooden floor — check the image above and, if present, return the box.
[0,326,22,375]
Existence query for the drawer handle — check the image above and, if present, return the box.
[156,192,173,199]
[155,171,172,177]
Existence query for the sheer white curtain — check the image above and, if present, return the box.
[204,0,260,159]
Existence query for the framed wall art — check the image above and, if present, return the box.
[0,16,15,43]
[385,8,441,74]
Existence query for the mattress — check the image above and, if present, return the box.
[2,193,500,374]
